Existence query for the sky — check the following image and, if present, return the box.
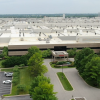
[0,0,99,14]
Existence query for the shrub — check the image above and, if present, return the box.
[2,55,27,68]
[56,61,66,65]
[14,65,19,68]
[0,54,4,58]
[19,64,25,68]
[13,67,19,72]
[12,66,20,85]
[13,72,19,77]
[17,84,26,92]
[12,79,19,85]
[52,61,58,64]
[19,64,25,67]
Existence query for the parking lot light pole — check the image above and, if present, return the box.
[62,65,63,79]
[62,65,63,73]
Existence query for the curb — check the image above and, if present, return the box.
[56,72,74,91]
[3,94,30,98]
[56,72,66,92]
[63,72,74,91]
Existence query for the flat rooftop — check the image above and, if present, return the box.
[0,17,100,47]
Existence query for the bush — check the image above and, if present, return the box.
[12,66,20,85]
[0,54,4,58]
[13,67,19,72]
[56,61,66,65]
[13,72,19,77]
[17,84,26,92]
[12,79,19,85]
[2,55,27,68]
[52,61,58,64]
[19,64,25,68]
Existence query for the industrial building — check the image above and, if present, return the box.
[0,16,100,56]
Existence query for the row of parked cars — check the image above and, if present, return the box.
[3,72,13,84]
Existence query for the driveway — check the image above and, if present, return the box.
[44,59,100,100]
[0,72,12,96]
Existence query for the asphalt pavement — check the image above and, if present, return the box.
[44,59,100,100]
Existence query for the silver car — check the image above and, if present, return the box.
[3,80,12,84]
[4,72,13,77]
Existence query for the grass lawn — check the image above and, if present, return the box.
[1,68,13,72]
[57,72,73,91]
[1,67,34,96]
[50,62,75,68]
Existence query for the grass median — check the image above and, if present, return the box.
[57,72,73,91]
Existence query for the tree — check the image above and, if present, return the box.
[29,75,58,100]
[32,81,57,100]
[3,47,8,57]
[79,53,98,74]
[67,48,77,57]
[26,46,41,59]
[81,57,100,87]
[42,49,51,58]
[74,47,94,74]
[28,52,48,76]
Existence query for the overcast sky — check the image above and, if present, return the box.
[0,0,99,14]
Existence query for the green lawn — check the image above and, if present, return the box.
[1,68,34,96]
[1,68,13,72]
[57,72,73,91]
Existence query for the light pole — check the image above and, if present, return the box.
[62,65,63,79]
[62,65,63,73]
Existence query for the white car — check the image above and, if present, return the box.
[3,80,12,84]
[4,72,13,75]
[4,72,13,77]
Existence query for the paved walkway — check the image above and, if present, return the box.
[44,59,100,100]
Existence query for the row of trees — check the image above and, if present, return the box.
[74,48,100,87]
[2,55,27,67]
[2,46,51,68]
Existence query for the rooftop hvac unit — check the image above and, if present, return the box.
[20,38,24,41]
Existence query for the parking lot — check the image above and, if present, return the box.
[0,72,12,96]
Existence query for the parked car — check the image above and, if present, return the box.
[4,72,13,77]
[6,73,13,77]
[3,80,12,84]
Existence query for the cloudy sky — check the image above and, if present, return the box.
[0,0,99,14]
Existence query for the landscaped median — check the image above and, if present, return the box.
[50,61,75,68]
[57,72,73,91]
